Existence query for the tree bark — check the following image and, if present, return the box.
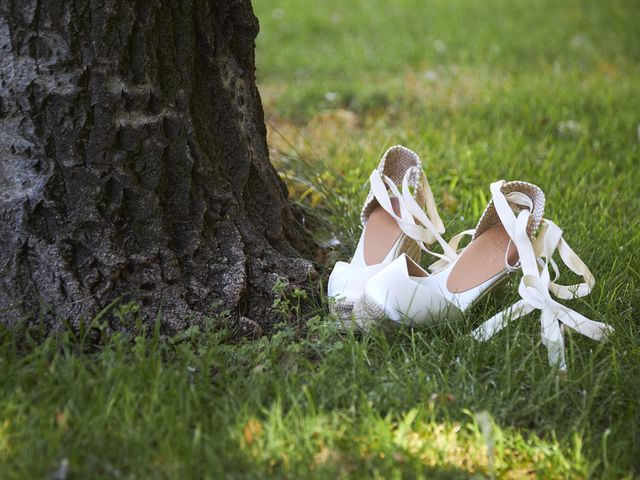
[0,0,314,333]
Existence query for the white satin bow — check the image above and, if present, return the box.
[470,181,613,371]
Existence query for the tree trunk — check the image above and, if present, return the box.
[0,0,314,333]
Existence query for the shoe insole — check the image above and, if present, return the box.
[446,223,519,293]
[363,198,403,266]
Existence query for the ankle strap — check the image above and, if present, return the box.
[369,168,457,262]
[470,186,613,371]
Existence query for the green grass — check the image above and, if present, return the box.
[2,0,640,477]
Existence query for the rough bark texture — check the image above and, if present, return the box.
[0,0,314,332]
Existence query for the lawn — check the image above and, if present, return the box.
[1,0,639,478]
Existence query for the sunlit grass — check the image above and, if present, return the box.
[236,406,588,478]
[0,315,613,478]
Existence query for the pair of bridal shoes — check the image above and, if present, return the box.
[327,145,613,371]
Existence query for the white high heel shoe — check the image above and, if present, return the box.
[359,180,613,370]
[327,145,452,328]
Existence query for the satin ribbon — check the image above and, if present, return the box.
[368,167,457,262]
[470,181,613,371]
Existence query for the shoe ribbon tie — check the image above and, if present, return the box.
[369,168,458,262]
[470,181,613,371]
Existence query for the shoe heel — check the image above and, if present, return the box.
[330,299,355,321]
[354,292,387,323]
[399,236,421,265]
